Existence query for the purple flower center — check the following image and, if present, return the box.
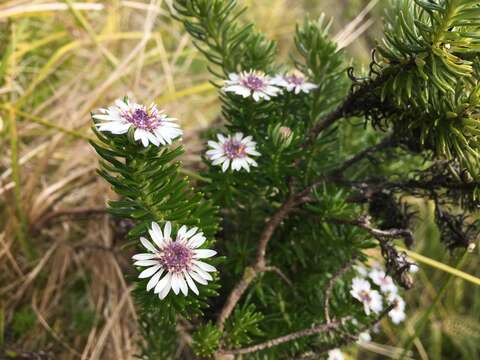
[241,74,265,91]
[123,108,160,130]
[224,140,246,159]
[159,242,192,273]
[286,75,305,86]
[359,290,371,303]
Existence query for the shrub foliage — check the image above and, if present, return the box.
[91,0,480,358]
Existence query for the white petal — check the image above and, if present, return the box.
[193,266,213,281]
[189,270,207,285]
[139,265,162,279]
[97,122,130,134]
[92,113,117,121]
[224,85,251,97]
[221,159,230,172]
[245,157,258,166]
[115,98,130,110]
[183,271,199,295]
[140,237,157,253]
[363,303,371,315]
[150,222,164,247]
[159,280,172,299]
[132,253,157,260]
[141,135,149,147]
[241,160,250,172]
[241,136,253,144]
[188,233,206,249]
[185,227,198,239]
[153,129,168,145]
[146,268,164,291]
[231,158,241,171]
[193,249,217,259]
[177,225,187,240]
[245,148,260,156]
[212,157,227,166]
[193,260,216,272]
[155,272,172,294]
[146,131,160,146]
[178,274,188,296]
[134,259,159,266]
[163,221,172,240]
[206,151,225,160]
[207,141,222,149]
[265,85,280,94]
[134,129,149,147]
[171,273,180,295]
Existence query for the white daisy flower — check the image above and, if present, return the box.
[350,277,383,315]
[132,221,217,299]
[387,293,406,324]
[206,133,260,172]
[327,348,344,360]
[93,98,182,147]
[223,70,281,101]
[369,268,398,294]
[273,71,318,94]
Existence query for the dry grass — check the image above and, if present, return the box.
[7,1,474,359]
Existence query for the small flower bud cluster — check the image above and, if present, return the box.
[351,260,418,325]
[327,261,420,358]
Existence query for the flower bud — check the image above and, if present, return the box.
[279,126,292,139]
[467,242,476,253]
[271,124,293,148]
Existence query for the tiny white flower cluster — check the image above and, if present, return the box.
[223,69,317,102]
[327,259,419,358]
[351,260,418,325]
[328,320,371,359]
[327,348,344,360]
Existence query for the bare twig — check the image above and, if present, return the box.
[255,195,302,268]
[220,318,350,356]
[217,194,302,331]
[297,303,396,360]
[264,266,293,287]
[328,215,413,245]
[323,256,357,324]
[305,71,392,147]
[332,136,395,175]
[216,179,369,333]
